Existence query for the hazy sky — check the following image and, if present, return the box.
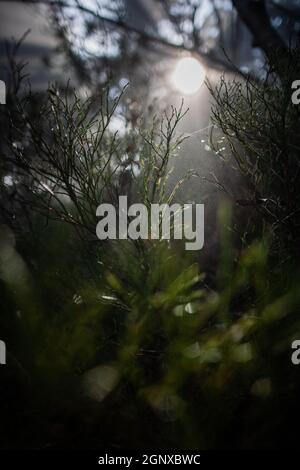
[0,0,162,87]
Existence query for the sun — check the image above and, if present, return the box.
[171,57,205,95]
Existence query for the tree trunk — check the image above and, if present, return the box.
[232,0,287,65]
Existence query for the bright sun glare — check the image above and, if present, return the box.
[171,57,205,95]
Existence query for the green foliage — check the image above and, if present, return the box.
[207,48,300,260]
[1,75,300,449]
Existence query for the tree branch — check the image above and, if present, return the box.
[16,0,248,77]
[232,0,287,64]
[270,0,300,22]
